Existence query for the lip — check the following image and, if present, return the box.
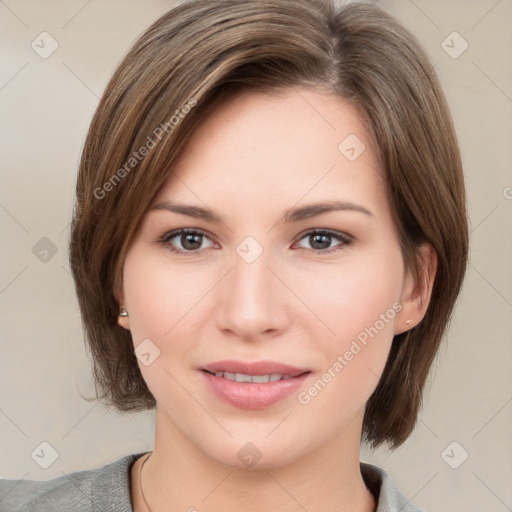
[200,359,311,410]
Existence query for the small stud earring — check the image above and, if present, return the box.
[119,306,128,317]
[405,319,412,324]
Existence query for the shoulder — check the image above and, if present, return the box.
[360,462,425,512]
[0,453,145,512]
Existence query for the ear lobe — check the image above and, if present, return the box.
[118,310,130,330]
[114,283,131,331]
[395,243,438,335]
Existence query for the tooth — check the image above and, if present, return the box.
[252,374,271,383]
[215,372,289,383]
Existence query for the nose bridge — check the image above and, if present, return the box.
[217,237,288,338]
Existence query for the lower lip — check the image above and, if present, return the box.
[201,371,310,409]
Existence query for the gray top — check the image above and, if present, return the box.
[0,453,424,511]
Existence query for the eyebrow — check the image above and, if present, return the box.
[150,200,374,224]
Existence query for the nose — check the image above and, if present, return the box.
[215,243,291,341]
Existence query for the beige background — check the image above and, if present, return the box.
[0,1,511,510]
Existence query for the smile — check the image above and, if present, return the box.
[200,361,312,409]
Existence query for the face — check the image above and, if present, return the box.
[118,87,420,469]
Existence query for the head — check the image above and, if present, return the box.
[69,0,468,458]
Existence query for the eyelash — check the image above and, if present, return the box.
[158,228,352,257]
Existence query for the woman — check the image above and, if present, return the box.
[0,0,468,511]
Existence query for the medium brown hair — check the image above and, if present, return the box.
[69,0,469,449]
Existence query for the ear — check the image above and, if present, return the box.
[114,281,130,331]
[395,243,437,335]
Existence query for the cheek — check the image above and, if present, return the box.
[121,252,201,407]
[294,250,404,342]
[292,249,403,403]
[122,251,206,342]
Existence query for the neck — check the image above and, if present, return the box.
[132,409,376,512]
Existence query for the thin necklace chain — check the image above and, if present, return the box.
[139,452,154,512]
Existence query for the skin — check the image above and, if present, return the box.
[117,87,437,512]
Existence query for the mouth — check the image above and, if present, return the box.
[200,360,311,409]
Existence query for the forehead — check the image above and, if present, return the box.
[152,87,385,218]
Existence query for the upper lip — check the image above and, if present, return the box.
[202,360,310,377]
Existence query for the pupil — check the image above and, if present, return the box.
[311,234,330,249]
[182,233,202,250]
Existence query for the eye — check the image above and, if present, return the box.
[159,228,352,256]
[160,228,215,256]
[294,229,352,254]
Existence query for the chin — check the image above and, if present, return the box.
[199,432,308,471]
